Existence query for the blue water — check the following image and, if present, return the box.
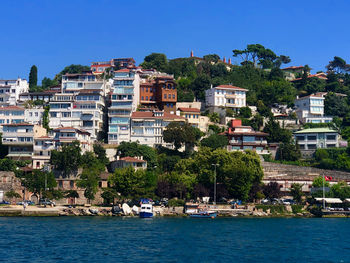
[0,217,349,263]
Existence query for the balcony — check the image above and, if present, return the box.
[3,140,33,145]
[225,94,237,99]
[113,87,134,94]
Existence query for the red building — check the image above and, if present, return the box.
[140,76,177,113]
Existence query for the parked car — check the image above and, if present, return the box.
[282,199,295,205]
[39,199,55,206]
[0,201,10,205]
[17,200,35,206]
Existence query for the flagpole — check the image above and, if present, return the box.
[323,175,325,210]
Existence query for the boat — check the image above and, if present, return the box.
[189,210,217,218]
[139,203,153,218]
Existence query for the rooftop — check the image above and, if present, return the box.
[294,128,338,134]
[178,107,201,113]
[0,105,25,111]
[216,85,248,91]
[120,156,146,163]
[131,111,186,120]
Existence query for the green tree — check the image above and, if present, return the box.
[76,168,100,204]
[208,112,220,123]
[191,74,211,100]
[29,65,38,91]
[325,93,350,117]
[65,190,79,204]
[163,122,202,152]
[263,117,292,143]
[41,77,58,90]
[276,141,301,161]
[5,190,21,201]
[117,142,157,168]
[201,134,228,150]
[54,64,90,83]
[312,176,330,188]
[93,143,109,166]
[326,56,350,74]
[101,188,118,204]
[290,183,303,203]
[263,182,281,199]
[50,141,81,176]
[238,107,252,118]
[21,170,57,197]
[42,105,50,131]
[140,53,168,72]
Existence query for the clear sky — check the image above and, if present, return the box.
[1,0,349,82]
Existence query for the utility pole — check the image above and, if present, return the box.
[212,164,219,205]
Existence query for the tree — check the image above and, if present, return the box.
[208,112,220,123]
[233,44,278,68]
[76,168,100,204]
[0,158,16,171]
[325,93,350,117]
[163,122,202,152]
[276,141,301,161]
[117,142,157,168]
[101,188,118,204]
[50,141,81,176]
[238,107,252,118]
[263,117,292,143]
[54,64,90,83]
[312,176,330,188]
[21,170,57,197]
[93,143,109,166]
[290,183,303,203]
[263,182,281,199]
[65,190,79,205]
[203,54,221,63]
[42,105,50,131]
[191,74,211,100]
[41,77,58,90]
[5,190,21,201]
[29,65,38,91]
[140,53,168,72]
[326,56,350,74]
[200,134,228,150]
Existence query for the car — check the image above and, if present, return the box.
[282,199,295,205]
[17,200,35,206]
[39,199,55,206]
[0,201,10,205]
[261,199,270,204]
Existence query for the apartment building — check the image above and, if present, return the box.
[53,127,92,153]
[91,58,136,74]
[177,107,210,132]
[294,93,332,124]
[294,128,341,151]
[0,106,25,126]
[32,136,55,169]
[225,119,274,155]
[2,123,47,160]
[19,90,57,103]
[205,85,247,112]
[0,78,29,105]
[108,69,140,144]
[130,111,185,147]
[49,90,105,141]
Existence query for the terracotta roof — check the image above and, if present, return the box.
[282,66,304,71]
[216,85,248,91]
[0,106,25,111]
[115,69,130,73]
[120,157,146,163]
[2,122,33,126]
[178,107,201,113]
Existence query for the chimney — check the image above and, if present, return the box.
[228,58,232,64]
[190,50,194,57]
[223,57,226,63]
[140,156,143,160]
[231,119,242,127]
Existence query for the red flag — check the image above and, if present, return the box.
[325,176,333,181]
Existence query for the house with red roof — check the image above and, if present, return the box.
[205,85,248,113]
[111,156,147,171]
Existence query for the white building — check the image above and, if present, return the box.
[294,93,332,124]
[25,108,44,125]
[0,79,29,106]
[108,69,140,144]
[130,111,185,147]
[32,136,55,169]
[2,123,47,161]
[0,106,25,126]
[52,127,92,153]
[205,85,247,112]
[49,91,105,141]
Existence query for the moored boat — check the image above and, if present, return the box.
[140,203,153,218]
[189,210,217,218]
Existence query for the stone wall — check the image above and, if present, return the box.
[0,171,24,201]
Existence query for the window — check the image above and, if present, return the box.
[307,144,317,149]
[35,112,38,117]
[168,94,171,99]
[141,96,144,100]
[326,135,336,140]
[164,94,167,99]
[172,94,175,99]
[146,88,148,92]
[296,136,304,141]
[307,135,317,140]
[146,96,148,100]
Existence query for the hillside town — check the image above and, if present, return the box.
[1,47,350,217]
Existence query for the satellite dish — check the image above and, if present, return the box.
[122,203,132,215]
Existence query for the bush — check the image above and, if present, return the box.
[255,205,287,214]
[291,204,303,214]
[168,199,185,207]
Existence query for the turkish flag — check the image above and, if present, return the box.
[325,176,333,181]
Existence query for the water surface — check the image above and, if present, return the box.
[0,217,349,263]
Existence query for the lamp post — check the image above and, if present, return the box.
[212,164,219,205]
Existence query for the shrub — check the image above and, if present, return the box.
[291,204,303,214]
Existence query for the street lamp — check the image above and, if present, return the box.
[212,164,219,205]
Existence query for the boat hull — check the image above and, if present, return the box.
[139,212,153,218]
[189,212,217,218]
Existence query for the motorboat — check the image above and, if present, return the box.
[139,203,153,218]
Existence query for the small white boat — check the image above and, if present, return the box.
[140,203,153,218]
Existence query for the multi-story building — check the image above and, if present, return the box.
[294,128,342,152]
[130,111,185,147]
[225,119,274,155]
[19,90,57,103]
[32,136,55,169]
[177,107,209,132]
[52,127,92,153]
[49,90,105,141]
[91,58,136,74]
[294,93,332,124]
[0,106,25,126]
[2,123,47,161]
[139,76,177,114]
[205,85,247,113]
[108,69,140,144]
[0,78,29,105]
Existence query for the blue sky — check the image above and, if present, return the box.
[1,0,349,82]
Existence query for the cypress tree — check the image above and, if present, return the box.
[29,65,38,90]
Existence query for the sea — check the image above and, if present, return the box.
[0,217,349,263]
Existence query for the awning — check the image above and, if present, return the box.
[315,198,343,204]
